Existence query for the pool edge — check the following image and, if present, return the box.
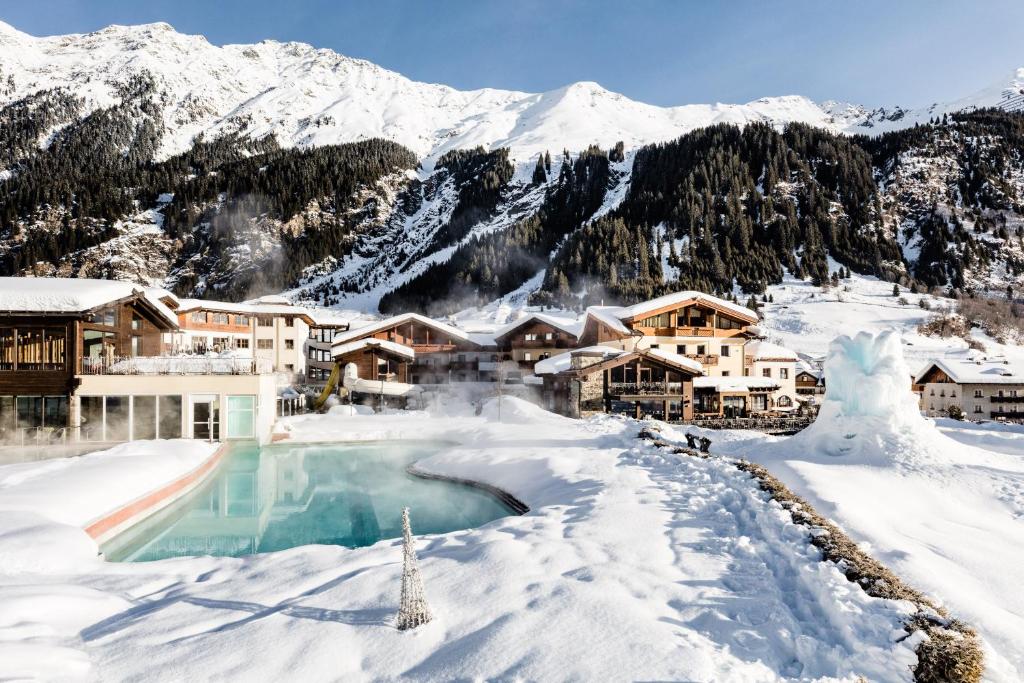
[85,442,233,546]
[406,465,530,515]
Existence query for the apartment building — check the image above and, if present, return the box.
[0,278,278,445]
[915,357,1024,420]
[305,312,350,385]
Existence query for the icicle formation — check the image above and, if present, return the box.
[395,506,433,630]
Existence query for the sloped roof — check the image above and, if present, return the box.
[745,340,798,361]
[612,291,758,323]
[533,346,625,375]
[0,277,179,328]
[582,307,633,337]
[915,357,1024,385]
[493,312,583,341]
[333,337,415,360]
[643,347,703,374]
[332,312,475,347]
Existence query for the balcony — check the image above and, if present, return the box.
[608,381,684,396]
[991,410,1024,419]
[675,327,714,337]
[82,355,273,376]
[685,354,718,366]
[988,395,1023,404]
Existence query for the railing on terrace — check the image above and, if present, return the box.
[82,355,274,376]
[681,415,815,433]
[988,395,1023,404]
[608,381,684,396]
[685,354,718,366]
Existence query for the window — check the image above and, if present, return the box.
[158,396,182,439]
[131,315,142,331]
[236,315,250,327]
[721,345,730,357]
[285,340,294,350]
[131,336,142,357]
[104,396,130,441]
[284,364,294,372]
[931,389,936,396]
[940,390,945,397]
[226,395,256,439]
[100,307,116,326]
[133,396,157,440]
[762,368,772,378]
[780,368,789,380]
[950,390,956,398]
[524,352,532,361]
[777,396,792,407]
[257,316,273,327]
[284,317,294,327]
[717,316,744,330]
[212,337,230,350]
[309,348,317,359]
[676,344,686,355]
[235,338,249,349]
[722,371,730,376]
[213,313,230,325]
[11,328,66,371]
[696,345,705,355]
[974,405,983,414]
[974,389,983,398]
[545,332,554,341]
[0,330,13,370]
[191,311,208,323]
[257,339,274,350]
[525,333,538,341]
[638,313,671,328]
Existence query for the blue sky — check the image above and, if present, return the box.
[3,1,1022,107]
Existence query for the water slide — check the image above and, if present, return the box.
[314,362,422,410]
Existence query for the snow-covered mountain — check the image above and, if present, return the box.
[2,19,1024,313]
[2,20,1020,166]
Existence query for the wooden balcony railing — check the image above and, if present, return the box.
[989,395,1023,404]
[685,354,718,366]
[608,381,684,396]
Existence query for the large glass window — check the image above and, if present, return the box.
[80,396,104,441]
[105,396,130,441]
[159,396,183,439]
[0,396,15,438]
[0,330,13,370]
[43,396,67,428]
[16,396,43,428]
[226,395,256,439]
[133,396,157,440]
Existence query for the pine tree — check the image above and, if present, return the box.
[532,154,547,185]
[396,507,433,631]
[892,284,899,297]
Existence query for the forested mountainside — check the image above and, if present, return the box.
[1,89,1023,310]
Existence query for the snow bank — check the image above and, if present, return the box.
[479,396,564,424]
[0,512,98,574]
[327,403,375,416]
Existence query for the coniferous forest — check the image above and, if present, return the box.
[1,81,1023,311]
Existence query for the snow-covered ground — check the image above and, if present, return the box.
[662,331,1024,681]
[0,399,928,682]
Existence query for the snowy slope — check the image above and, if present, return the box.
[2,20,1020,166]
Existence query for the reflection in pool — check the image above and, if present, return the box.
[104,441,516,562]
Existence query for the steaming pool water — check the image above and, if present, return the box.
[103,441,518,562]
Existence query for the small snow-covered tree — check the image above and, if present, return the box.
[395,507,433,631]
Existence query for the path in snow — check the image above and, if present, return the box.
[1,406,917,681]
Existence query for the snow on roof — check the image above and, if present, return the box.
[584,306,632,336]
[305,307,350,328]
[642,347,704,374]
[745,340,798,361]
[533,346,625,375]
[333,337,415,360]
[0,277,178,327]
[694,376,780,391]
[252,294,291,305]
[613,291,758,323]
[493,312,583,340]
[332,312,473,346]
[176,297,314,319]
[915,357,1024,385]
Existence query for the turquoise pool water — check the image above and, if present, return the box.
[105,441,516,562]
